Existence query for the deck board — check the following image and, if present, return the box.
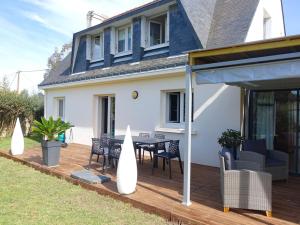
[3,143,300,225]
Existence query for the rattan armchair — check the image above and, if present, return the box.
[241,139,289,181]
[219,153,272,217]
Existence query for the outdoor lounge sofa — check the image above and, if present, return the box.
[240,139,289,181]
[219,152,272,217]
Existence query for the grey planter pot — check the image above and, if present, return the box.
[41,140,61,167]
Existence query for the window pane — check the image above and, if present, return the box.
[118,28,126,52]
[150,22,161,46]
[58,99,64,119]
[92,35,101,60]
[128,27,132,50]
[149,14,167,46]
[168,92,180,123]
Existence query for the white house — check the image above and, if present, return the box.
[40,0,285,167]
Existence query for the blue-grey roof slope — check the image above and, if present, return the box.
[39,55,187,87]
[206,0,259,48]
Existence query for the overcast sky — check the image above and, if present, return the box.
[0,0,299,93]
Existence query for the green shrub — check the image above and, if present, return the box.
[218,129,243,149]
[0,90,44,137]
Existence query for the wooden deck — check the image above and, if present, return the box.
[2,144,300,225]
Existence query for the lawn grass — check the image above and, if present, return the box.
[0,157,169,225]
[0,136,40,152]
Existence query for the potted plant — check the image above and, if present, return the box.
[32,117,72,167]
[218,129,243,159]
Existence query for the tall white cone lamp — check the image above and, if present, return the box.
[11,118,24,155]
[117,125,137,195]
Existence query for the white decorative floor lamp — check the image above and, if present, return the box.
[11,118,24,155]
[117,125,137,195]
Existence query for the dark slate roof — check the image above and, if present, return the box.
[40,0,260,87]
[206,0,259,48]
[180,0,217,48]
[39,55,188,87]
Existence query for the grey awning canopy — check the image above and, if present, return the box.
[189,35,300,90]
[195,58,300,89]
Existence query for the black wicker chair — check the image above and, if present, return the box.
[136,133,150,163]
[108,140,122,168]
[142,133,166,164]
[88,138,107,172]
[152,140,183,179]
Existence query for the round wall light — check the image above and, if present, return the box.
[131,90,139,99]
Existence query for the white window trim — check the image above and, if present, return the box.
[149,20,163,46]
[166,92,181,123]
[90,33,104,62]
[263,9,272,40]
[94,95,115,137]
[146,12,169,49]
[55,97,65,121]
[114,50,133,58]
[144,42,169,51]
[115,24,133,55]
[162,90,194,128]
[155,127,197,135]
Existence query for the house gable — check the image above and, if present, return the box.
[206,0,260,49]
[245,0,285,42]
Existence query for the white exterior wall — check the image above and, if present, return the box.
[45,73,240,167]
[245,0,285,42]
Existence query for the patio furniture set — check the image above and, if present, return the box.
[89,133,183,179]
[219,139,289,217]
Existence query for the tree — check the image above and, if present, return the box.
[44,43,72,78]
[0,76,10,90]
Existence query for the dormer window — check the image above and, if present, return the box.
[91,33,104,61]
[147,13,169,48]
[263,10,272,39]
[116,24,132,54]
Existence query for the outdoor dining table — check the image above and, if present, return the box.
[111,135,175,167]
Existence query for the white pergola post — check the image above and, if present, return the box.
[182,65,192,206]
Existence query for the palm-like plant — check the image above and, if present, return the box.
[32,117,72,141]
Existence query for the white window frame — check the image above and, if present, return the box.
[146,12,169,50]
[115,24,132,56]
[90,33,104,62]
[55,97,65,121]
[263,10,272,39]
[166,92,181,123]
[94,94,115,137]
[149,21,163,46]
[163,90,194,126]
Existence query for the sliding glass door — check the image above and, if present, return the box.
[249,90,300,174]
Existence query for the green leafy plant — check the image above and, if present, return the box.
[218,129,243,149]
[0,89,44,137]
[32,117,72,141]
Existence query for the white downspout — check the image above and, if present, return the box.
[183,65,192,206]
